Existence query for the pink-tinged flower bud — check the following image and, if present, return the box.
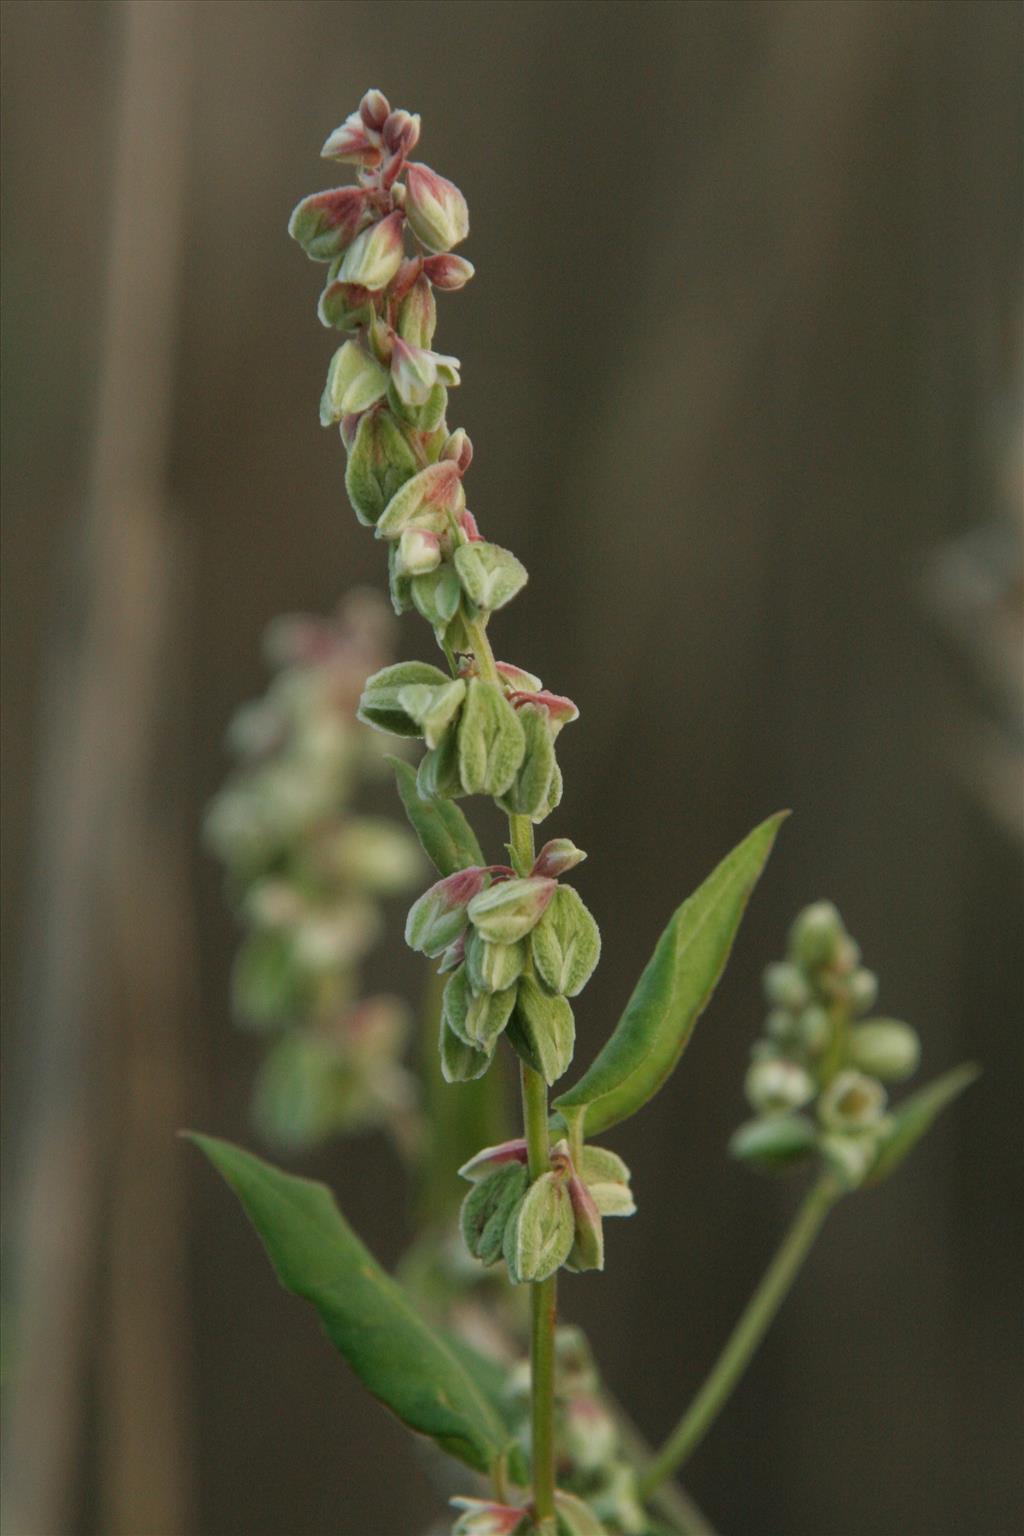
[396,526,441,577]
[450,1497,530,1536]
[318,277,372,332]
[321,111,382,166]
[496,661,543,693]
[288,187,370,262]
[389,255,422,300]
[338,210,405,291]
[468,876,555,944]
[319,341,389,425]
[441,428,473,473]
[405,868,489,957]
[396,276,437,349]
[423,253,476,290]
[359,88,390,131]
[391,337,461,406]
[404,162,470,252]
[375,460,464,540]
[458,1138,529,1182]
[437,932,466,974]
[510,688,579,734]
[532,838,587,879]
[382,109,421,156]
[459,508,483,542]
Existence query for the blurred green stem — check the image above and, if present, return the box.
[639,1176,839,1499]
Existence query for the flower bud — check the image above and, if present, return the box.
[423,252,476,289]
[450,1497,529,1536]
[460,1160,529,1266]
[439,970,494,1082]
[459,508,483,542]
[763,961,811,1012]
[441,427,473,473]
[344,408,420,526]
[391,338,461,407]
[319,341,389,425]
[405,867,488,956]
[819,1130,881,1190]
[289,186,370,261]
[510,688,579,735]
[318,276,372,331]
[417,727,463,801]
[551,1491,608,1535]
[396,677,465,748]
[457,679,527,797]
[468,875,555,944]
[532,839,587,880]
[358,659,451,735]
[796,1003,831,1056]
[338,210,405,291]
[506,974,575,1085]
[396,275,437,348]
[458,1138,528,1182]
[531,885,601,998]
[728,1114,818,1172]
[454,541,528,614]
[464,983,518,1052]
[788,900,845,971]
[321,111,382,166]
[394,526,440,578]
[848,1019,920,1082]
[562,1396,617,1473]
[566,1166,604,1273]
[744,1057,816,1116]
[358,88,390,131]
[504,1170,575,1284]
[579,1145,636,1216]
[382,109,420,156]
[465,927,526,994]
[404,161,470,252]
[495,660,542,693]
[376,461,463,540]
[847,967,879,1015]
[497,704,556,820]
[818,1069,887,1130]
[411,565,463,628]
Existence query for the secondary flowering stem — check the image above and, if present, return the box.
[638,1176,839,1498]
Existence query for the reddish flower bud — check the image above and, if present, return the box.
[404,162,470,252]
[358,88,390,131]
[532,838,587,879]
[382,109,421,156]
[495,661,543,693]
[389,256,423,302]
[423,253,476,290]
[450,1498,529,1536]
[288,187,370,262]
[459,508,483,542]
[458,1138,529,1182]
[441,428,473,473]
[338,210,405,291]
[391,337,461,406]
[510,688,579,733]
[321,111,382,167]
[405,868,489,957]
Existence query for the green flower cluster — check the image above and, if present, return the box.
[204,591,424,1149]
[730,901,923,1188]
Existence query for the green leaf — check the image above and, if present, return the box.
[186,1134,516,1476]
[553,813,787,1136]
[866,1063,979,1185]
[390,756,483,875]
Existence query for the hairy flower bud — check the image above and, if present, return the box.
[396,525,442,577]
[818,1069,887,1130]
[321,111,382,166]
[439,968,493,1082]
[506,974,575,1085]
[744,1057,816,1116]
[497,704,555,820]
[496,661,542,693]
[458,1138,529,1182]
[344,408,419,526]
[460,1160,529,1266]
[404,162,470,252]
[530,885,601,997]
[396,275,437,348]
[465,927,526,994]
[504,1170,574,1284]
[423,252,476,289]
[411,566,463,631]
[318,276,372,331]
[417,726,463,801]
[319,341,388,425]
[566,1164,604,1273]
[848,1019,920,1082]
[454,542,528,613]
[405,867,488,956]
[391,337,461,407]
[579,1145,635,1216]
[441,427,473,473]
[532,838,587,879]
[467,875,555,944]
[289,186,370,261]
[382,109,421,157]
[457,679,527,797]
[376,461,464,540]
[396,677,465,748]
[359,88,390,131]
[357,659,450,735]
[338,210,405,290]
[510,688,579,735]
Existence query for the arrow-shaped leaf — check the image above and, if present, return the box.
[553,813,787,1138]
[867,1063,979,1185]
[187,1134,517,1477]
[391,755,484,875]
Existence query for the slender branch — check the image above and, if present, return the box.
[638,1176,839,1499]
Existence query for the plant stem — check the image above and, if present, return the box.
[460,615,559,1524]
[638,1176,839,1499]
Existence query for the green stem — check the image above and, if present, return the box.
[460,612,558,1523]
[638,1176,839,1499]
